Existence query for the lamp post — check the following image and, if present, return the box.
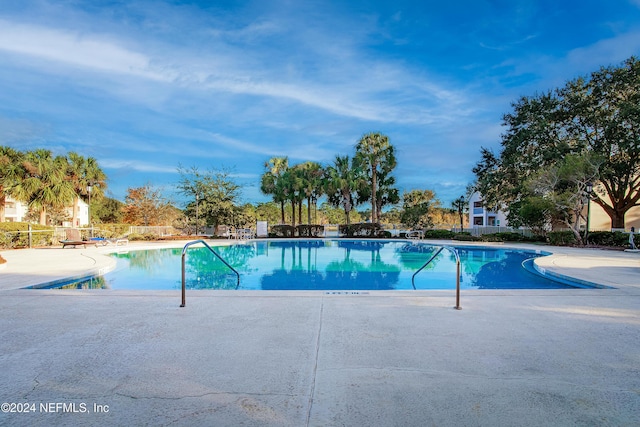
[87,184,93,237]
[585,182,593,244]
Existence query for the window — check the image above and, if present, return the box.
[473,217,484,226]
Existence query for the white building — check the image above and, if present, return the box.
[468,192,509,228]
[468,191,640,232]
[3,196,89,227]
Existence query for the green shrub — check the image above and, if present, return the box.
[271,225,295,238]
[127,232,157,241]
[587,231,637,247]
[480,232,530,242]
[296,224,324,237]
[453,234,480,242]
[95,223,130,238]
[423,230,457,239]
[547,231,577,246]
[339,223,383,237]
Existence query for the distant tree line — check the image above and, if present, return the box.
[1,137,462,232]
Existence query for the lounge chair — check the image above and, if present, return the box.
[106,236,129,247]
[61,229,98,248]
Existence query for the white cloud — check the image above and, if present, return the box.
[565,30,640,70]
[0,15,468,126]
[0,20,169,81]
[100,159,176,174]
[203,132,279,157]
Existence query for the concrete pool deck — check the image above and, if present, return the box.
[1,240,639,426]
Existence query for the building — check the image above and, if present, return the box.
[469,192,640,232]
[3,196,89,227]
[586,199,640,232]
[468,192,509,228]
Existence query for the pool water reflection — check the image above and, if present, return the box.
[62,239,576,291]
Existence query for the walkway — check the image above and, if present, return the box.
[0,241,638,426]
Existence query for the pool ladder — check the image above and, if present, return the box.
[180,240,240,307]
[411,246,462,310]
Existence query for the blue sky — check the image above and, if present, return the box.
[1,0,640,209]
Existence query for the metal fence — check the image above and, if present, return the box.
[467,226,534,237]
[127,226,178,236]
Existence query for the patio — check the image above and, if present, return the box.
[0,241,638,426]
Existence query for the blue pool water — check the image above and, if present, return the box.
[42,240,585,290]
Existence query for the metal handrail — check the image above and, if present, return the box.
[411,246,444,289]
[411,245,462,310]
[180,240,240,307]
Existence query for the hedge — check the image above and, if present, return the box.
[545,230,638,247]
[296,224,324,237]
[126,232,159,241]
[339,223,383,237]
[453,234,480,242]
[422,229,457,239]
[480,232,533,242]
[547,231,577,246]
[587,231,638,248]
[271,225,295,238]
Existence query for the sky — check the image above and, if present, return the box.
[1,0,640,209]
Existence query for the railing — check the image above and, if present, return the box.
[411,246,462,310]
[180,240,240,307]
[469,226,533,237]
[2,226,66,249]
[129,225,177,236]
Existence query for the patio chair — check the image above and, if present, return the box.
[238,228,254,239]
[61,229,98,248]
[407,230,424,240]
[217,225,233,239]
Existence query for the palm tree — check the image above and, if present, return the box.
[67,152,107,226]
[260,157,289,224]
[19,149,75,225]
[374,170,400,221]
[283,164,305,227]
[299,161,324,224]
[325,155,363,225]
[0,146,24,222]
[451,196,468,231]
[355,132,397,223]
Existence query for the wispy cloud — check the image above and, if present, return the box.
[564,29,640,70]
[0,20,166,80]
[100,159,177,174]
[0,12,468,127]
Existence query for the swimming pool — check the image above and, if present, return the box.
[41,239,588,290]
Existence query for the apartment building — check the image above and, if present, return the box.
[469,192,640,232]
[3,196,89,227]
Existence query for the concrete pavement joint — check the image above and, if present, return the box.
[305,297,324,427]
[113,391,299,401]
